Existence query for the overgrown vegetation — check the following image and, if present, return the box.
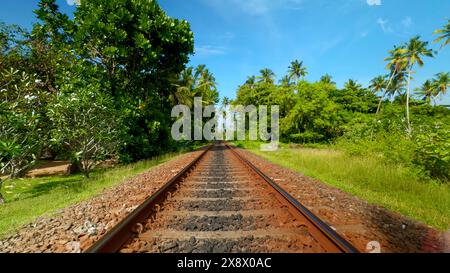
[0,0,218,187]
[234,141,450,230]
[0,152,184,237]
[233,21,450,182]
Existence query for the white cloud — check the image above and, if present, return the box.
[204,0,305,16]
[367,0,382,6]
[377,18,393,33]
[66,0,80,6]
[402,16,412,28]
[195,45,227,57]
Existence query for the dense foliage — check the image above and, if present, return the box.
[48,85,119,177]
[234,51,449,181]
[0,0,218,181]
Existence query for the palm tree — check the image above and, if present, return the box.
[386,75,407,99]
[171,67,195,106]
[194,64,207,79]
[433,72,450,98]
[245,76,256,88]
[258,68,276,84]
[434,19,450,49]
[369,75,388,114]
[222,97,230,108]
[415,80,436,104]
[344,79,362,91]
[171,66,218,107]
[197,68,218,105]
[288,60,307,83]
[319,74,335,85]
[384,45,408,99]
[403,36,435,134]
[280,75,292,87]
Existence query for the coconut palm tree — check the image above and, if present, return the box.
[258,68,276,84]
[344,79,362,91]
[288,60,308,83]
[222,97,230,108]
[433,72,450,98]
[194,64,207,79]
[171,67,195,106]
[384,45,408,98]
[197,68,218,105]
[434,19,450,49]
[369,75,388,114]
[415,80,436,104]
[403,36,435,134]
[386,75,407,99]
[245,76,256,88]
[280,75,292,87]
[319,74,335,85]
[171,66,218,107]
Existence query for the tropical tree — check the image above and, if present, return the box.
[0,69,44,179]
[344,79,362,91]
[415,80,437,104]
[385,72,407,99]
[384,45,408,99]
[222,97,231,108]
[196,67,219,105]
[171,65,219,107]
[369,75,388,114]
[245,76,257,88]
[288,60,308,83]
[72,0,195,162]
[403,36,435,134]
[258,68,276,84]
[434,19,450,49]
[319,74,335,85]
[171,67,195,106]
[48,85,120,178]
[280,75,292,87]
[433,72,450,98]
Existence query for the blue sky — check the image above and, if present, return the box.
[1,0,449,104]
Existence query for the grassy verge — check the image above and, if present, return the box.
[234,141,450,230]
[0,152,183,238]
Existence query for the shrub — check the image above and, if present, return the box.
[414,124,450,181]
[0,69,45,179]
[48,85,121,178]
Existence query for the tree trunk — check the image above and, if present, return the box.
[377,72,396,114]
[0,179,4,205]
[406,69,412,135]
[376,95,384,114]
[66,160,81,175]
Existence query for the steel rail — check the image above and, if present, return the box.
[85,142,359,253]
[85,145,213,253]
[226,143,359,253]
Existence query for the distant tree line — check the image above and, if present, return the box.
[233,19,450,181]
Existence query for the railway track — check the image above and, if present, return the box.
[86,143,359,253]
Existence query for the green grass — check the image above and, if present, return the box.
[234,141,450,230]
[0,152,183,238]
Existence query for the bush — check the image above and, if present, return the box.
[0,69,45,179]
[414,124,450,181]
[337,118,416,166]
[48,85,121,177]
[337,104,450,182]
[281,82,346,143]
